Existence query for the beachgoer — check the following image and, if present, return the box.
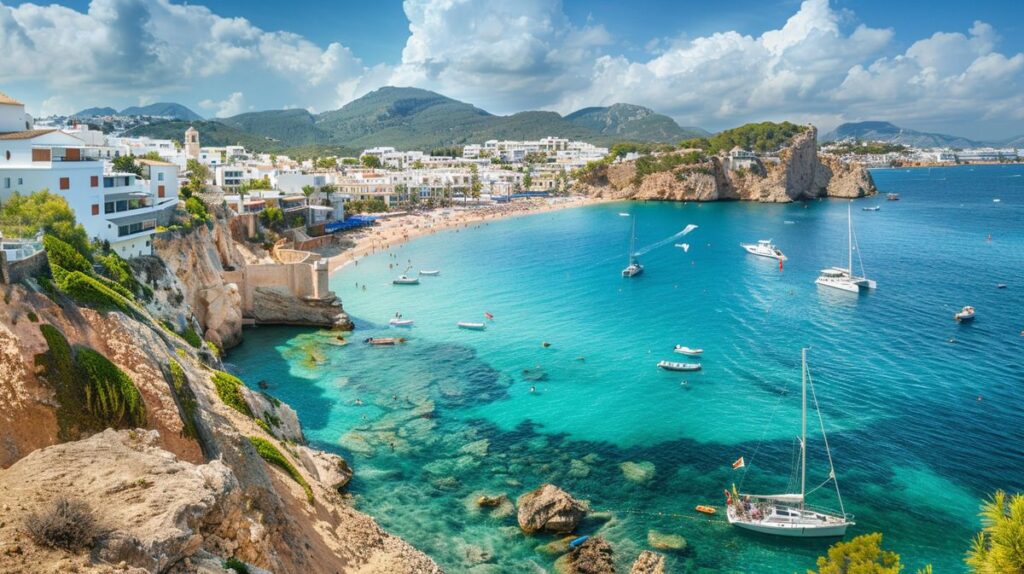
[530,386,536,393]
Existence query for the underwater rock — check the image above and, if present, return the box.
[477,493,506,507]
[517,484,587,534]
[459,438,491,458]
[646,530,686,551]
[568,459,592,478]
[629,550,666,574]
[339,432,376,456]
[558,536,615,574]
[620,461,656,483]
[535,535,576,555]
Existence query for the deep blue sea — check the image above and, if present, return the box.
[228,165,1024,572]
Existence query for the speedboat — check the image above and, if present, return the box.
[741,239,787,261]
[658,360,701,372]
[619,212,630,217]
[675,243,690,252]
[419,270,440,276]
[389,318,414,327]
[674,345,703,356]
[862,206,881,212]
[887,193,900,201]
[457,322,487,330]
[954,306,975,321]
[393,275,420,285]
[364,337,406,345]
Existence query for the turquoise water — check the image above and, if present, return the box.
[228,165,1024,572]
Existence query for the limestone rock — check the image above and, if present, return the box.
[294,445,353,493]
[647,530,686,550]
[517,484,587,534]
[241,386,304,442]
[629,550,666,574]
[560,536,615,574]
[620,461,656,483]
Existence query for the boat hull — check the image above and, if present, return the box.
[457,323,486,330]
[815,277,862,293]
[741,244,786,261]
[730,519,849,538]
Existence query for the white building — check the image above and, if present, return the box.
[0,91,179,257]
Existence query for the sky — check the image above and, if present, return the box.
[1,0,1023,139]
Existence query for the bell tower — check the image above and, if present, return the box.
[185,126,200,160]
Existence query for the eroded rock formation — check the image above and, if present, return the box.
[517,484,587,534]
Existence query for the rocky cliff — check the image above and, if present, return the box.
[581,125,876,203]
[0,280,439,573]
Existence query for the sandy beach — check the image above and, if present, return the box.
[323,196,605,273]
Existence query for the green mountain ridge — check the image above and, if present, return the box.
[822,121,985,148]
[73,102,203,121]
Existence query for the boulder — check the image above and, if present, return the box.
[241,387,304,443]
[620,461,656,483]
[294,445,353,492]
[647,530,686,550]
[559,536,615,574]
[629,550,666,574]
[517,484,587,534]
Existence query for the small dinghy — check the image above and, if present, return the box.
[695,505,717,515]
[954,306,975,322]
[389,318,414,327]
[457,322,487,330]
[569,535,589,549]
[862,206,881,211]
[364,337,406,346]
[658,360,701,372]
[674,345,703,356]
[618,212,630,217]
[393,275,420,285]
[996,284,1007,289]
[419,270,440,276]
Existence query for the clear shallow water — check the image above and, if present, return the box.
[228,165,1024,573]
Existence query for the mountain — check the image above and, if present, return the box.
[822,121,984,148]
[220,109,329,147]
[72,106,118,118]
[565,103,704,142]
[997,134,1024,147]
[119,102,203,121]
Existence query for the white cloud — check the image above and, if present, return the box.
[198,91,246,118]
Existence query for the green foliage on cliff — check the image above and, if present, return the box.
[827,141,908,155]
[35,324,146,440]
[632,150,706,185]
[75,348,147,428]
[184,197,211,224]
[249,436,314,504]
[0,191,91,258]
[967,490,1024,573]
[57,270,134,313]
[681,121,808,155]
[212,370,253,418]
[96,251,151,301]
[43,235,92,275]
[167,360,200,440]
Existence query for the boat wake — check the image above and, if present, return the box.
[633,224,699,257]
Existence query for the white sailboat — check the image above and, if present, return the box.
[726,349,854,538]
[622,217,644,277]
[815,203,876,293]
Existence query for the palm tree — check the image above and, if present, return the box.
[967,491,1024,573]
[301,184,316,225]
[443,182,453,207]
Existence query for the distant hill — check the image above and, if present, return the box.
[214,86,706,152]
[120,102,203,121]
[822,121,983,148]
[565,103,704,142]
[72,106,118,118]
[997,134,1024,147]
[122,120,356,159]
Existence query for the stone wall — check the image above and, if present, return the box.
[0,248,47,284]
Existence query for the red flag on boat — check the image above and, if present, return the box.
[779,259,783,271]
[732,456,745,470]
[484,312,494,320]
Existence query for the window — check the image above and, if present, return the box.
[3,177,9,189]
[90,175,98,187]
[4,150,9,160]
[157,172,164,181]
[17,178,22,185]
[59,177,69,190]
[91,204,99,216]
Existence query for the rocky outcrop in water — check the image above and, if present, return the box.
[580,125,876,203]
[629,550,666,574]
[557,536,616,574]
[517,484,587,534]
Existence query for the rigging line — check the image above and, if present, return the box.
[852,219,868,278]
[738,378,791,491]
[807,362,847,517]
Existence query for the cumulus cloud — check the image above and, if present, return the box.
[199,91,247,118]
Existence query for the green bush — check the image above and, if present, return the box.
[26,311,38,322]
[223,557,250,574]
[181,325,202,348]
[96,252,148,300]
[43,235,92,275]
[249,436,313,504]
[185,197,211,223]
[58,270,133,313]
[168,360,199,440]
[75,348,146,428]
[0,191,90,259]
[212,370,253,418]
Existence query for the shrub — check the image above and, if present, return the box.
[43,234,92,275]
[249,436,313,504]
[212,370,253,418]
[96,251,148,300]
[205,339,220,358]
[181,325,202,348]
[58,270,133,313]
[223,557,250,574]
[25,497,97,551]
[0,191,90,258]
[168,360,199,440]
[26,311,38,322]
[185,197,211,223]
[75,348,147,427]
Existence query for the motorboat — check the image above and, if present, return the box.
[862,206,881,212]
[619,212,630,217]
[457,322,487,330]
[674,345,703,356]
[658,360,701,372]
[954,306,975,321]
[622,217,644,277]
[364,337,406,345]
[725,349,854,538]
[675,243,690,252]
[741,239,787,261]
[393,275,420,285]
[389,318,414,327]
[815,203,877,293]
[887,193,900,201]
[419,270,440,276]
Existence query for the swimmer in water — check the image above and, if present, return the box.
[530,386,536,393]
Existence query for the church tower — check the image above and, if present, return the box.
[185,126,199,160]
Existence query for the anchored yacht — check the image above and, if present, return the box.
[741,239,787,261]
[815,203,876,293]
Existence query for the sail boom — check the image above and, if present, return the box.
[739,493,805,503]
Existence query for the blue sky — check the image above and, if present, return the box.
[2,0,1023,138]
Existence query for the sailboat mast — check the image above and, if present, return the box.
[629,218,636,264]
[801,347,807,507]
[847,202,853,273]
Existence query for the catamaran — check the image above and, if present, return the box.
[815,203,876,293]
[622,217,644,277]
[726,349,854,538]
[741,239,787,261]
